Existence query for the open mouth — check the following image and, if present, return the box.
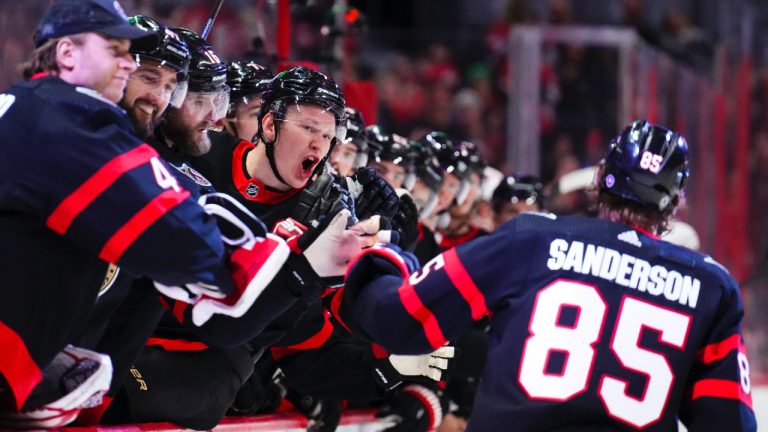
[301,156,318,173]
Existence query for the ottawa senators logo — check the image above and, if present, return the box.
[177,163,212,187]
[245,183,259,198]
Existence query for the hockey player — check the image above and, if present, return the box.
[329,107,369,177]
[120,16,190,140]
[491,175,544,226]
[439,141,489,250]
[0,1,286,428]
[341,120,757,431]
[365,125,414,189]
[222,60,274,142]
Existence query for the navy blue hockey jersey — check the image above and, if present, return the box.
[0,76,227,409]
[342,212,756,431]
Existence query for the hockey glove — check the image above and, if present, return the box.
[155,193,290,326]
[347,167,400,222]
[390,190,420,251]
[389,346,455,381]
[376,384,444,432]
[373,345,454,391]
[0,345,112,429]
[292,173,355,228]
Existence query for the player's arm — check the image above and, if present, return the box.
[159,252,322,347]
[35,121,227,287]
[340,219,530,354]
[678,275,757,431]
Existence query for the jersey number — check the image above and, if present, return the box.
[518,279,691,429]
[150,157,181,192]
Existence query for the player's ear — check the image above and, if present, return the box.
[55,37,78,71]
[261,113,276,142]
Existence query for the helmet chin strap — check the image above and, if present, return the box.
[259,122,292,187]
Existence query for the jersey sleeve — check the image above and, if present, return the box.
[341,220,531,354]
[5,96,226,286]
[679,274,757,431]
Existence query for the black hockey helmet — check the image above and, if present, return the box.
[408,140,444,194]
[128,16,190,80]
[460,140,488,175]
[421,131,472,204]
[422,132,470,180]
[227,61,273,96]
[171,27,228,94]
[226,60,273,115]
[259,66,346,126]
[599,120,689,211]
[364,125,412,167]
[491,175,544,213]
[342,107,369,167]
[256,66,347,185]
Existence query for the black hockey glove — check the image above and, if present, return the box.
[347,167,399,222]
[390,191,420,252]
[376,384,445,432]
[154,193,290,326]
[292,173,354,228]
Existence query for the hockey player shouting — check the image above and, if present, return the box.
[341,121,757,431]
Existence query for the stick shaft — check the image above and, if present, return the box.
[201,0,225,40]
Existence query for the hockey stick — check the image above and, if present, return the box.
[200,0,225,40]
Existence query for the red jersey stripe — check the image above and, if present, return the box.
[443,248,489,320]
[690,378,752,408]
[47,145,159,234]
[99,189,190,263]
[398,278,447,350]
[697,334,742,364]
[145,337,208,351]
[0,321,42,410]
[270,315,334,360]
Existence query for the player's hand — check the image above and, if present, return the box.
[274,210,376,287]
[388,346,455,381]
[347,167,399,222]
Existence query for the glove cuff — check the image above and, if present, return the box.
[372,358,403,391]
[280,253,323,298]
[402,384,443,431]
